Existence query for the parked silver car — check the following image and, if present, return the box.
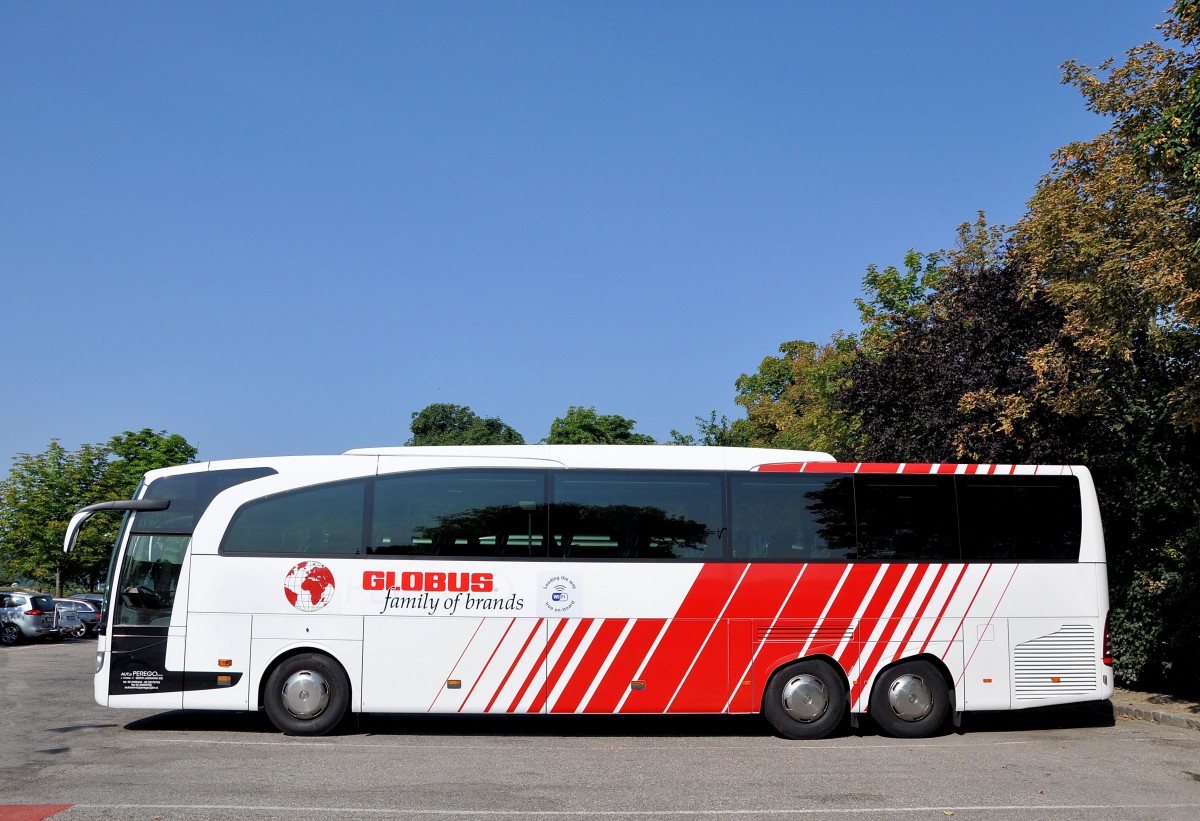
[0,592,81,644]
[55,598,98,638]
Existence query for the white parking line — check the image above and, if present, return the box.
[68,803,1200,816]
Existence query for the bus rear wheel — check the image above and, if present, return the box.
[264,652,350,736]
[762,659,846,740]
[868,659,949,739]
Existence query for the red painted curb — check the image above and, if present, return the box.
[0,806,74,821]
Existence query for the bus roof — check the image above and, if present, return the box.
[343,444,837,471]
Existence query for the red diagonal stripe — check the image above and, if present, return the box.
[507,617,569,713]
[484,618,544,713]
[631,564,749,713]
[889,563,951,664]
[939,565,993,660]
[836,563,909,678]
[548,618,629,714]
[457,618,516,713]
[851,564,933,704]
[666,563,793,713]
[528,618,593,714]
[583,619,664,713]
[918,565,971,654]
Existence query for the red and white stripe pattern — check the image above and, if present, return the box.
[424,560,1013,716]
[757,461,1068,475]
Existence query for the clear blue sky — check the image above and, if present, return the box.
[0,1,1168,467]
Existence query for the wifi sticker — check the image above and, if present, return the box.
[540,574,579,614]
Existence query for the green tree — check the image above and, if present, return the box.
[545,406,656,444]
[733,336,860,456]
[836,218,1086,464]
[0,429,197,596]
[727,251,945,458]
[1018,1,1200,429]
[407,403,524,446]
[1012,1,1200,690]
[669,411,749,447]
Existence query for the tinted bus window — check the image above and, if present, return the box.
[370,470,547,557]
[854,475,959,561]
[957,475,1081,561]
[135,468,277,534]
[730,473,855,560]
[221,480,366,555]
[551,471,723,559]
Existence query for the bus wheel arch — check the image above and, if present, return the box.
[761,655,848,740]
[260,648,352,736]
[867,655,953,739]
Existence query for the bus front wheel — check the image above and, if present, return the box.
[264,652,350,736]
[762,659,846,740]
[868,659,949,738]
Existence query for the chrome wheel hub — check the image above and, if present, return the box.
[887,673,933,721]
[280,669,330,720]
[781,673,830,722]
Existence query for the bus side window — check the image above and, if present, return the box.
[853,476,958,562]
[551,471,724,560]
[729,474,855,561]
[957,476,1081,562]
[371,470,548,558]
[221,480,366,555]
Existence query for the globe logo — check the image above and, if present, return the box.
[283,561,335,612]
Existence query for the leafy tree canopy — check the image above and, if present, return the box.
[545,406,655,445]
[669,411,749,447]
[407,403,524,446]
[1018,0,1200,428]
[733,336,859,455]
[0,429,197,596]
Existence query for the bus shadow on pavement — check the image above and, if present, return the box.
[957,700,1116,734]
[124,710,278,734]
[359,711,775,739]
[122,710,778,738]
[121,702,1115,738]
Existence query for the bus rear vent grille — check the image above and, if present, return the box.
[1013,624,1097,701]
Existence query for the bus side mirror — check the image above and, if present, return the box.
[63,499,171,553]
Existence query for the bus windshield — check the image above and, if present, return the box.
[111,467,276,628]
[114,534,189,627]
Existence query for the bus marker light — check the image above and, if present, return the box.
[982,678,992,683]
[218,659,232,668]
[630,681,646,691]
[1050,677,1062,683]
[741,680,750,687]
[217,676,232,687]
[447,680,462,689]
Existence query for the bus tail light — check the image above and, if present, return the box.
[1102,611,1114,667]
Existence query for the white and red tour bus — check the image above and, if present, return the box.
[64,445,1113,738]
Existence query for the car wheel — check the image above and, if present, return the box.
[0,623,19,646]
[263,653,350,736]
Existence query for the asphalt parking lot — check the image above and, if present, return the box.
[2,639,1198,820]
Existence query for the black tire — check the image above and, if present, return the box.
[1,622,19,646]
[762,659,847,740]
[263,652,350,736]
[868,659,950,738]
